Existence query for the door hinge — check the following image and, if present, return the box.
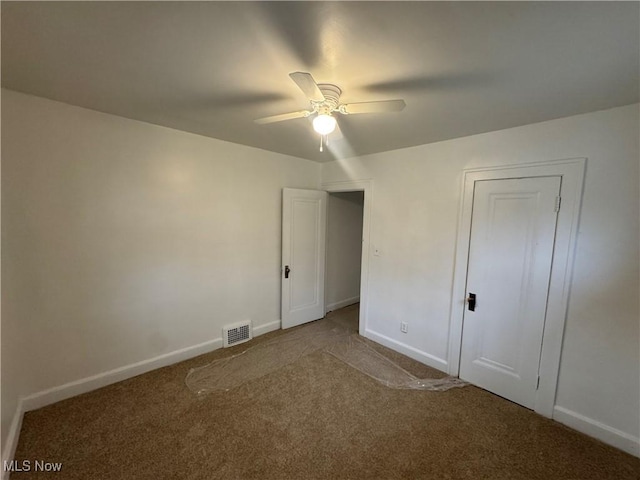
[554,196,561,212]
[536,375,540,390]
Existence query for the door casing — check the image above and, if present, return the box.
[449,158,586,417]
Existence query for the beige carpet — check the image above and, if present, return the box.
[13,305,640,479]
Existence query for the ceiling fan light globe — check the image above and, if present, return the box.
[313,114,337,135]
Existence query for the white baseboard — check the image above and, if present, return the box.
[21,319,282,413]
[364,329,448,372]
[326,296,360,312]
[2,319,283,472]
[553,406,640,457]
[2,399,25,480]
[21,336,223,412]
[253,320,281,336]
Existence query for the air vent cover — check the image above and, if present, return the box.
[223,321,252,348]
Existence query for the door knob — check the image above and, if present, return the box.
[466,293,476,311]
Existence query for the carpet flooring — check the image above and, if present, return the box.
[12,304,640,479]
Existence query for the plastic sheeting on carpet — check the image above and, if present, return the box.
[185,320,467,394]
[324,334,467,391]
[186,320,351,394]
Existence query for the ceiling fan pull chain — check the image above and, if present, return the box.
[319,135,323,152]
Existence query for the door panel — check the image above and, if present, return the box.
[282,188,327,329]
[460,177,560,409]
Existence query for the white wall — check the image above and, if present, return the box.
[325,192,363,311]
[2,88,638,459]
[322,104,640,454]
[1,89,320,453]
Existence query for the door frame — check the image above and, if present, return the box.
[321,179,373,337]
[448,158,586,417]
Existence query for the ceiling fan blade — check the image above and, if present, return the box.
[254,110,311,125]
[289,72,325,102]
[340,100,406,115]
[363,73,493,94]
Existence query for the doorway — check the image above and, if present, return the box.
[325,191,364,314]
[449,159,586,417]
[281,180,373,335]
[323,180,373,337]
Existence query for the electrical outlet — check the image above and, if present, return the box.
[400,322,408,333]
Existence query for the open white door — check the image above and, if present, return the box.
[281,188,327,329]
[460,176,560,409]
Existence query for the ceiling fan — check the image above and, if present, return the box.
[255,72,406,152]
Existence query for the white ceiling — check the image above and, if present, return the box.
[2,2,638,162]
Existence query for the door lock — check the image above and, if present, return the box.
[284,265,291,279]
[466,293,476,311]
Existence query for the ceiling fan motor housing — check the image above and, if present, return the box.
[313,84,342,114]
